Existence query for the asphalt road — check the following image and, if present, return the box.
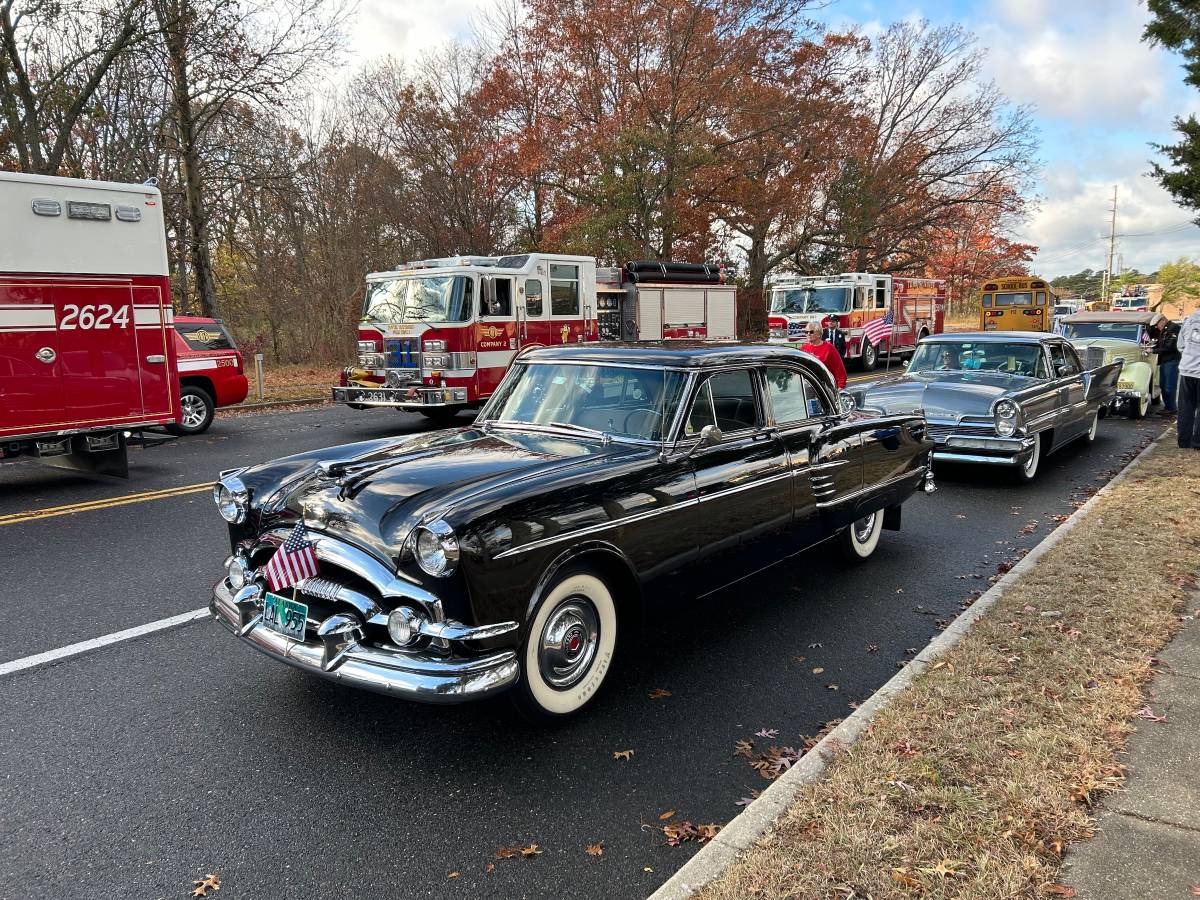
[0,402,1163,900]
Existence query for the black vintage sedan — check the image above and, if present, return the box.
[851,332,1122,483]
[210,343,932,719]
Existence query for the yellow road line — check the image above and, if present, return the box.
[0,482,212,526]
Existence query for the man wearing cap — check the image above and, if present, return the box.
[800,322,847,389]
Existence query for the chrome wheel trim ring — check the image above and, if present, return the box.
[180,394,208,429]
[537,597,600,690]
[1088,413,1098,441]
[1023,434,1040,477]
[852,512,877,544]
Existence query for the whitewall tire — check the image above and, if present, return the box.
[1012,431,1042,483]
[1085,412,1099,443]
[513,571,617,720]
[840,511,883,561]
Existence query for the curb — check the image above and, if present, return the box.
[648,425,1173,900]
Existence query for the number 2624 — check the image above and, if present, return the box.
[60,304,131,330]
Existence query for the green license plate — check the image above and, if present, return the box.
[262,591,308,641]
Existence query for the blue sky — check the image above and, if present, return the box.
[350,0,1200,278]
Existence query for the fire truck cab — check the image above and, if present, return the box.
[767,272,946,371]
[0,172,180,477]
[333,253,736,420]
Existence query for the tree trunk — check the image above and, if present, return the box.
[157,0,218,317]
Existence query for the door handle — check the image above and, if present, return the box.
[145,354,166,364]
[35,347,56,364]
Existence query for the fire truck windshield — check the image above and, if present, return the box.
[362,274,473,324]
[769,286,851,314]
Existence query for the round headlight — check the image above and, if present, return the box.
[225,554,251,590]
[994,399,1020,437]
[387,606,426,646]
[414,519,459,577]
[213,474,249,523]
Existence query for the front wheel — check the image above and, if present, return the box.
[1131,392,1150,419]
[419,406,463,425]
[1011,431,1042,483]
[511,570,618,721]
[840,511,883,561]
[1084,412,1099,443]
[860,340,878,372]
[167,385,215,435]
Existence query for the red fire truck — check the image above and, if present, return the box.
[333,254,737,421]
[0,171,181,477]
[767,272,946,370]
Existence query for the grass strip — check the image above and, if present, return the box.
[697,441,1200,899]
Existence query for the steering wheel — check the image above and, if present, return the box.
[623,408,663,438]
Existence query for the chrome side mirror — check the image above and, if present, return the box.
[837,390,856,417]
[677,424,723,462]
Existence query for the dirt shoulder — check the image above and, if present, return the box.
[696,440,1200,899]
[234,363,338,405]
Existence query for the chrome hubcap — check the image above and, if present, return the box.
[181,395,207,428]
[852,513,876,544]
[538,597,600,689]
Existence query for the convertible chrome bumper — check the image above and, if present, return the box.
[931,435,1036,467]
[210,579,520,703]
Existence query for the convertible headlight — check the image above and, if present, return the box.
[213,474,249,523]
[414,519,459,577]
[994,399,1021,437]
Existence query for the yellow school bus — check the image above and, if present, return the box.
[978,276,1057,332]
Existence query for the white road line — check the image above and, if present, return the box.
[0,607,209,678]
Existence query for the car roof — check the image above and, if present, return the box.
[516,341,820,369]
[1060,310,1163,325]
[920,331,1060,344]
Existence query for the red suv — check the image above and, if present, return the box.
[171,316,249,434]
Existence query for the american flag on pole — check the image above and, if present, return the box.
[264,523,320,591]
[862,308,895,346]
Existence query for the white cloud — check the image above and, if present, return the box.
[350,0,501,65]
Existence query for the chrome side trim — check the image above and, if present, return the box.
[931,451,1021,467]
[815,466,926,510]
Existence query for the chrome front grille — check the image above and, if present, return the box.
[925,422,996,445]
[1082,346,1106,370]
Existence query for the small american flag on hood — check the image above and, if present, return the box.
[264,523,319,591]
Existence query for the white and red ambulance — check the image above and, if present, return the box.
[0,171,181,476]
[333,254,737,421]
[767,272,946,370]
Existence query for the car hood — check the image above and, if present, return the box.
[855,370,1038,420]
[247,427,648,563]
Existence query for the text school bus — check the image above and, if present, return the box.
[979,276,1057,332]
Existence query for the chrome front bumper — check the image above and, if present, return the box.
[930,434,1036,467]
[332,385,468,409]
[210,579,520,703]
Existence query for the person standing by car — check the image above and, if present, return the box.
[1177,308,1200,448]
[1155,318,1182,415]
[801,322,847,388]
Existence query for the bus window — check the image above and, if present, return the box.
[995,292,1033,307]
[982,294,993,307]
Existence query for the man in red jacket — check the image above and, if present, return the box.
[800,322,847,388]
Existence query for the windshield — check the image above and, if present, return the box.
[362,275,473,324]
[481,363,689,442]
[910,341,1047,378]
[770,286,851,314]
[1061,322,1142,341]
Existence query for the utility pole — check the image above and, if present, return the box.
[1102,185,1118,300]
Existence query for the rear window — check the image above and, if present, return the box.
[175,323,237,351]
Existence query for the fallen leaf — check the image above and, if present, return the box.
[866,644,879,653]
[448,872,460,880]
[644,867,654,872]
[808,642,823,648]
[1045,885,1076,897]
[658,810,675,820]
[648,688,671,700]
[955,513,967,519]
[811,667,825,674]
[754,727,779,738]
[613,749,634,761]
[1133,706,1167,723]
[891,868,921,888]
[826,683,839,691]
[1190,884,1200,897]
[733,739,755,758]
[791,655,806,664]
[485,863,495,873]
[192,875,221,898]
[585,843,603,857]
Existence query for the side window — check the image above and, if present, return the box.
[484,278,513,317]
[707,369,759,432]
[765,367,814,423]
[686,381,716,435]
[524,278,543,317]
[875,288,887,309]
[1034,349,1050,379]
[1063,343,1083,372]
[550,263,580,316]
[1049,343,1078,376]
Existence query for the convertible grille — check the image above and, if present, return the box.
[925,422,996,445]
[1082,347,1107,370]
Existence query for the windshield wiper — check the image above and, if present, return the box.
[548,421,610,440]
